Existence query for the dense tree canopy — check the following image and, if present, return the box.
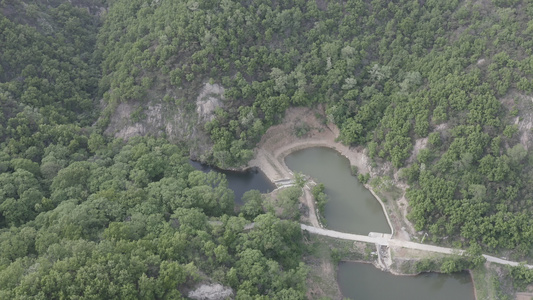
[3,0,533,296]
[96,0,533,254]
[0,1,306,297]
[0,136,307,298]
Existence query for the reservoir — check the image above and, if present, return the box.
[189,160,276,205]
[192,150,475,300]
[284,147,390,234]
[338,262,475,300]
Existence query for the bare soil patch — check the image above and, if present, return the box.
[516,293,533,300]
[302,187,320,228]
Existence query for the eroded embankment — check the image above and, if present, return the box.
[248,107,398,238]
[247,107,525,300]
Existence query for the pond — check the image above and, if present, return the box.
[191,150,476,299]
[189,160,276,205]
[284,147,391,234]
[338,262,475,300]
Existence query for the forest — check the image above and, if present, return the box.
[0,1,306,298]
[95,0,533,255]
[3,0,533,297]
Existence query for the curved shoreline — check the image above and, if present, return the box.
[281,144,394,236]
[469,270,478,300]
[250,134,395,237]
[245,107,477,298]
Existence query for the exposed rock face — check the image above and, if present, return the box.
[105,102,192,140]
[104,82,225,158]
[196,83,224,122]
[500,92,533,150]
[406,137,428,164]
[188,284,234,300]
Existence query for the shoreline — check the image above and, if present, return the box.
[337,260,478,300]
[206,106,484,299]
[276,143,395,235]
[247,117,396,237]
[470,270,479,300]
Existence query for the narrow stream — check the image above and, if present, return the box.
[338,262,475,300]
[284,147,390,234]
[189,160,276,205]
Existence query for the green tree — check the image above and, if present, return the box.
[240,190,264,220]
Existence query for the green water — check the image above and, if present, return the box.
[189,160,276,205]
[338,262,475,300]
[284,147,391,234]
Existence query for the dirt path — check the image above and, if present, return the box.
[302,186,320,228]
[516,292,533,300]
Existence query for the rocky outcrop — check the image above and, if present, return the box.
[104,82,225,158]
[188,284,234,300]
[196,83,224,122]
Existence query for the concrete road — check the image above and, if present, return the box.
[300,224,533,269]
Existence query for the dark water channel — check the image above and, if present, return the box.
[284,147,391,234]
[338,262,475,300]
[189,160,276,205]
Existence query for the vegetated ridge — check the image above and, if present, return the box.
[98,0,533,256]
[3,0,533,298]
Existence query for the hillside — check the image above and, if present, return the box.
[97,0,533,254]
[3,0,533,298]
[0,1,306,298]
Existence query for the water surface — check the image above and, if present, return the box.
[338,262,475,300]
[189,160,276,205]
[285,147,390,234]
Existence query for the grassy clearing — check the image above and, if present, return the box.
[471,263,514,300]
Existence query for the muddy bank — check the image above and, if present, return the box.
[248,107,406,239]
